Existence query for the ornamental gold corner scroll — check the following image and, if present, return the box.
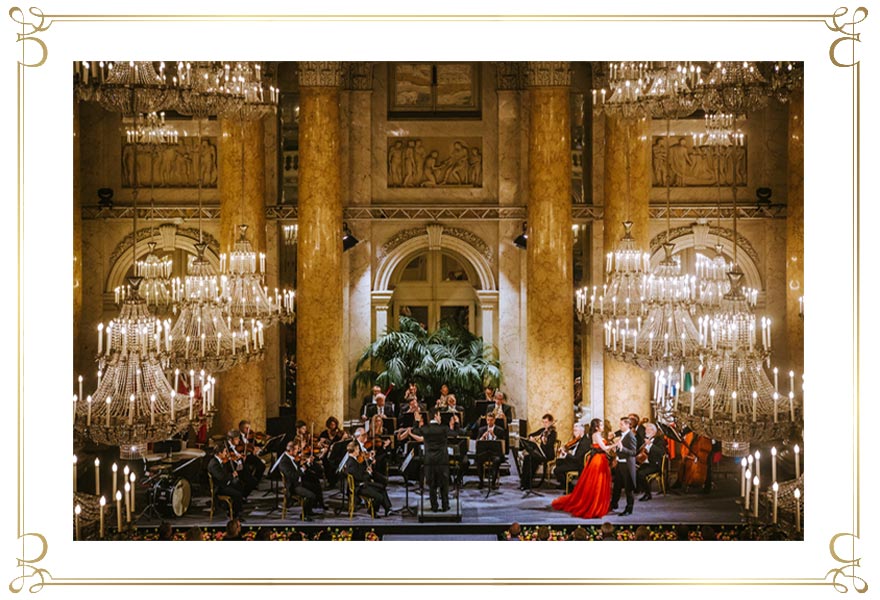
[8,533,51,594]
[826,533,868,593]
[826,6,868,68]
[9,7,50,68]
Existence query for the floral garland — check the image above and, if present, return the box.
[505,525,759,541]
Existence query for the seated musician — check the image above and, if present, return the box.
[354,427,388,484]
[399,396,426,418]
[442,394,462,414]
[636,422,667,501]
[207,446,244,518]
[445,411,469,486]
[342,441,393,517]
[293,420,309,448]
[435,383,453,408]
[278,441,320,520]
[403,382,420,405]
[360,385,382,421]
[482,385,495,403]
[553,422,589,487]
[319,416,346,445]
[488,390,513,424]
[476,413,506,489]
[236,419,266,485]
[519,413,558,491]
[365,393,394,421]
[226,430,258,496]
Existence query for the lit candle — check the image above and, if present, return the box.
[86,396,92,427]
[771,447,777,483]
[98,323,104,354]
[112,463,117,499]
[74,504,81,541]
[170,393,175,422]
[73,455,78,493]
[189,391,194,420]
[73,394,78,421]
[773,392,779,423]
[789,370,795,395]
[744,469,752,510]
[773,367,778,392]
[794,488,801,532]
[751,391,758,423]
[105,397,112,428]
[753,476,760,517]
[115,490,122,531]
[129,473,137,513]
[128,394,135,426]
[772,482,778,524]
[730,391,736,421]
[754,450,761,483]
[789,391,795,421]
[794,444,800,478]
[740,457,747,497]
[709,389,715,420]
[689,388,695,415]
[99,496,106,538]
[78,375,83,404]
[94,457,101,495]
[124,482,131,523]
[150,394,155,425]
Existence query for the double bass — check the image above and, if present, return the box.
[678,430,713,487]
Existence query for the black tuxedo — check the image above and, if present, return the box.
[520,426,557,489]
[277,453,320,515]
[476,425,506,487]
[611,430,638,511]
[413,421,450,511]
[343,456,392,512]
[365,402,395,420]
[554,436,589,485]
[207,456,244,517]
[636,436,667,494]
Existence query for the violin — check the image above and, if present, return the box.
[559,436,580,458]
[636,442,649,466]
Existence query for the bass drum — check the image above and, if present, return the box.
[152,476,192,518]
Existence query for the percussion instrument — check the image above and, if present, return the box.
[151,476,192,518]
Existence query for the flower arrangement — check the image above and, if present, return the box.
[365,529,381,541]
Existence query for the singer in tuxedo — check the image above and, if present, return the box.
[409,407,451,512]
[610,417,638,516]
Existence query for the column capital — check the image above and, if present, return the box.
[525,62,572,88]
[476,290,499,309]
[371,290,395,307]
[344,62,375,90]
[297,61,345,88]
[495,61,527,90]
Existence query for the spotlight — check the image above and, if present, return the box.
[342,222,359,252]
[97,187,114,209]
[755,187,772,205]
[513,222,528,249]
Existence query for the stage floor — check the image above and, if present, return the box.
[136,467,748,530]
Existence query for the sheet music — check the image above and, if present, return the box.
[401,449,415,472]
[269,453,285,474]
[336,453,349,473]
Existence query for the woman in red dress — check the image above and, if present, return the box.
[552,418,613,519]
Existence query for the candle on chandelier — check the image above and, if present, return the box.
[99,496,106,538]
[124,482,131,523]
[94,457,101,495]
[185,335,190,360]
[216,332,222,356]
[200,333,206,357]
[730,391,737,421]
[105,397,112,428]
[709,389,715,420]
[794,444,800,478]
[78,375,83,404]
[112,463,118,499]
[772,482,778,524]
[73,455,78,493]
[74,504,81,541]
[128,394,135,426]
[744,469,752,510]
[174,368,180,393]
[689,387,695,415]
[771,446,777,483]
[150,394,155,426]
[754,450,761,484]
[189,391,194,421]
[789,370,795,394]
[794,488,801,532]
[73,394,78,421]
[115,490,123,531]
[740,457,747,497]
[753,476,760,517]
[789,391,795,421]
[130,473,137,513]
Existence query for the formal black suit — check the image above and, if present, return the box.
[476,425,506,487]
[636,436,667,496]
[207,456,244,517]
[553,436,590,485]
[520,426,557,489]
[277,453,319,515]
[413,421,450,511]
[343,456,392,513]
[365,402,395,421]
[611,430,638,512]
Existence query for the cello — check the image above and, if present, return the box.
[678,430,712,488]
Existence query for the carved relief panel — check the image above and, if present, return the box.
[386,137,482,188]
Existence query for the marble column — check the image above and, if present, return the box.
[297,62,345,430]
[73,99,83,376]
[525,62,574,437]
[603,114,652,422]
[786,93,804,374]
[217,115,268,433]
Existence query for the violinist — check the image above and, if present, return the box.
[553,422,588,487]
[226,430,258,496]
[476,413,506,489]
[519,413,557,491]
[636,422,667,501]
[342,441,393,517]
[293,420,309,448]
[353,427,388,484]
[207,446,244,518]
[236,419,266,485]
[318,416,346,445]
[278,441,320,520]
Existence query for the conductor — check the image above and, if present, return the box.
[409,407,450,512]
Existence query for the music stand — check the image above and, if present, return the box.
[390,448,419,516]
[475,439,504,498]
[518,438,545,498]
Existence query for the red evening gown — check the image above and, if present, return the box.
[551,444,612,519]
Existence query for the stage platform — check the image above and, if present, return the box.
[134,465,749,533]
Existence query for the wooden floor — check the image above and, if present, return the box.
[135,459,750,531]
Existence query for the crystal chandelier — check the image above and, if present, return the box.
[769,61,804,104]
[283,224,298,247]
[92,61,173,115]
[175,61,245,118]
[592,62,654,118]
[123,111,179,145]
[643,61,700,119]
[698,61,770,117]
[218,62,279,121]
[75,280,214,457]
